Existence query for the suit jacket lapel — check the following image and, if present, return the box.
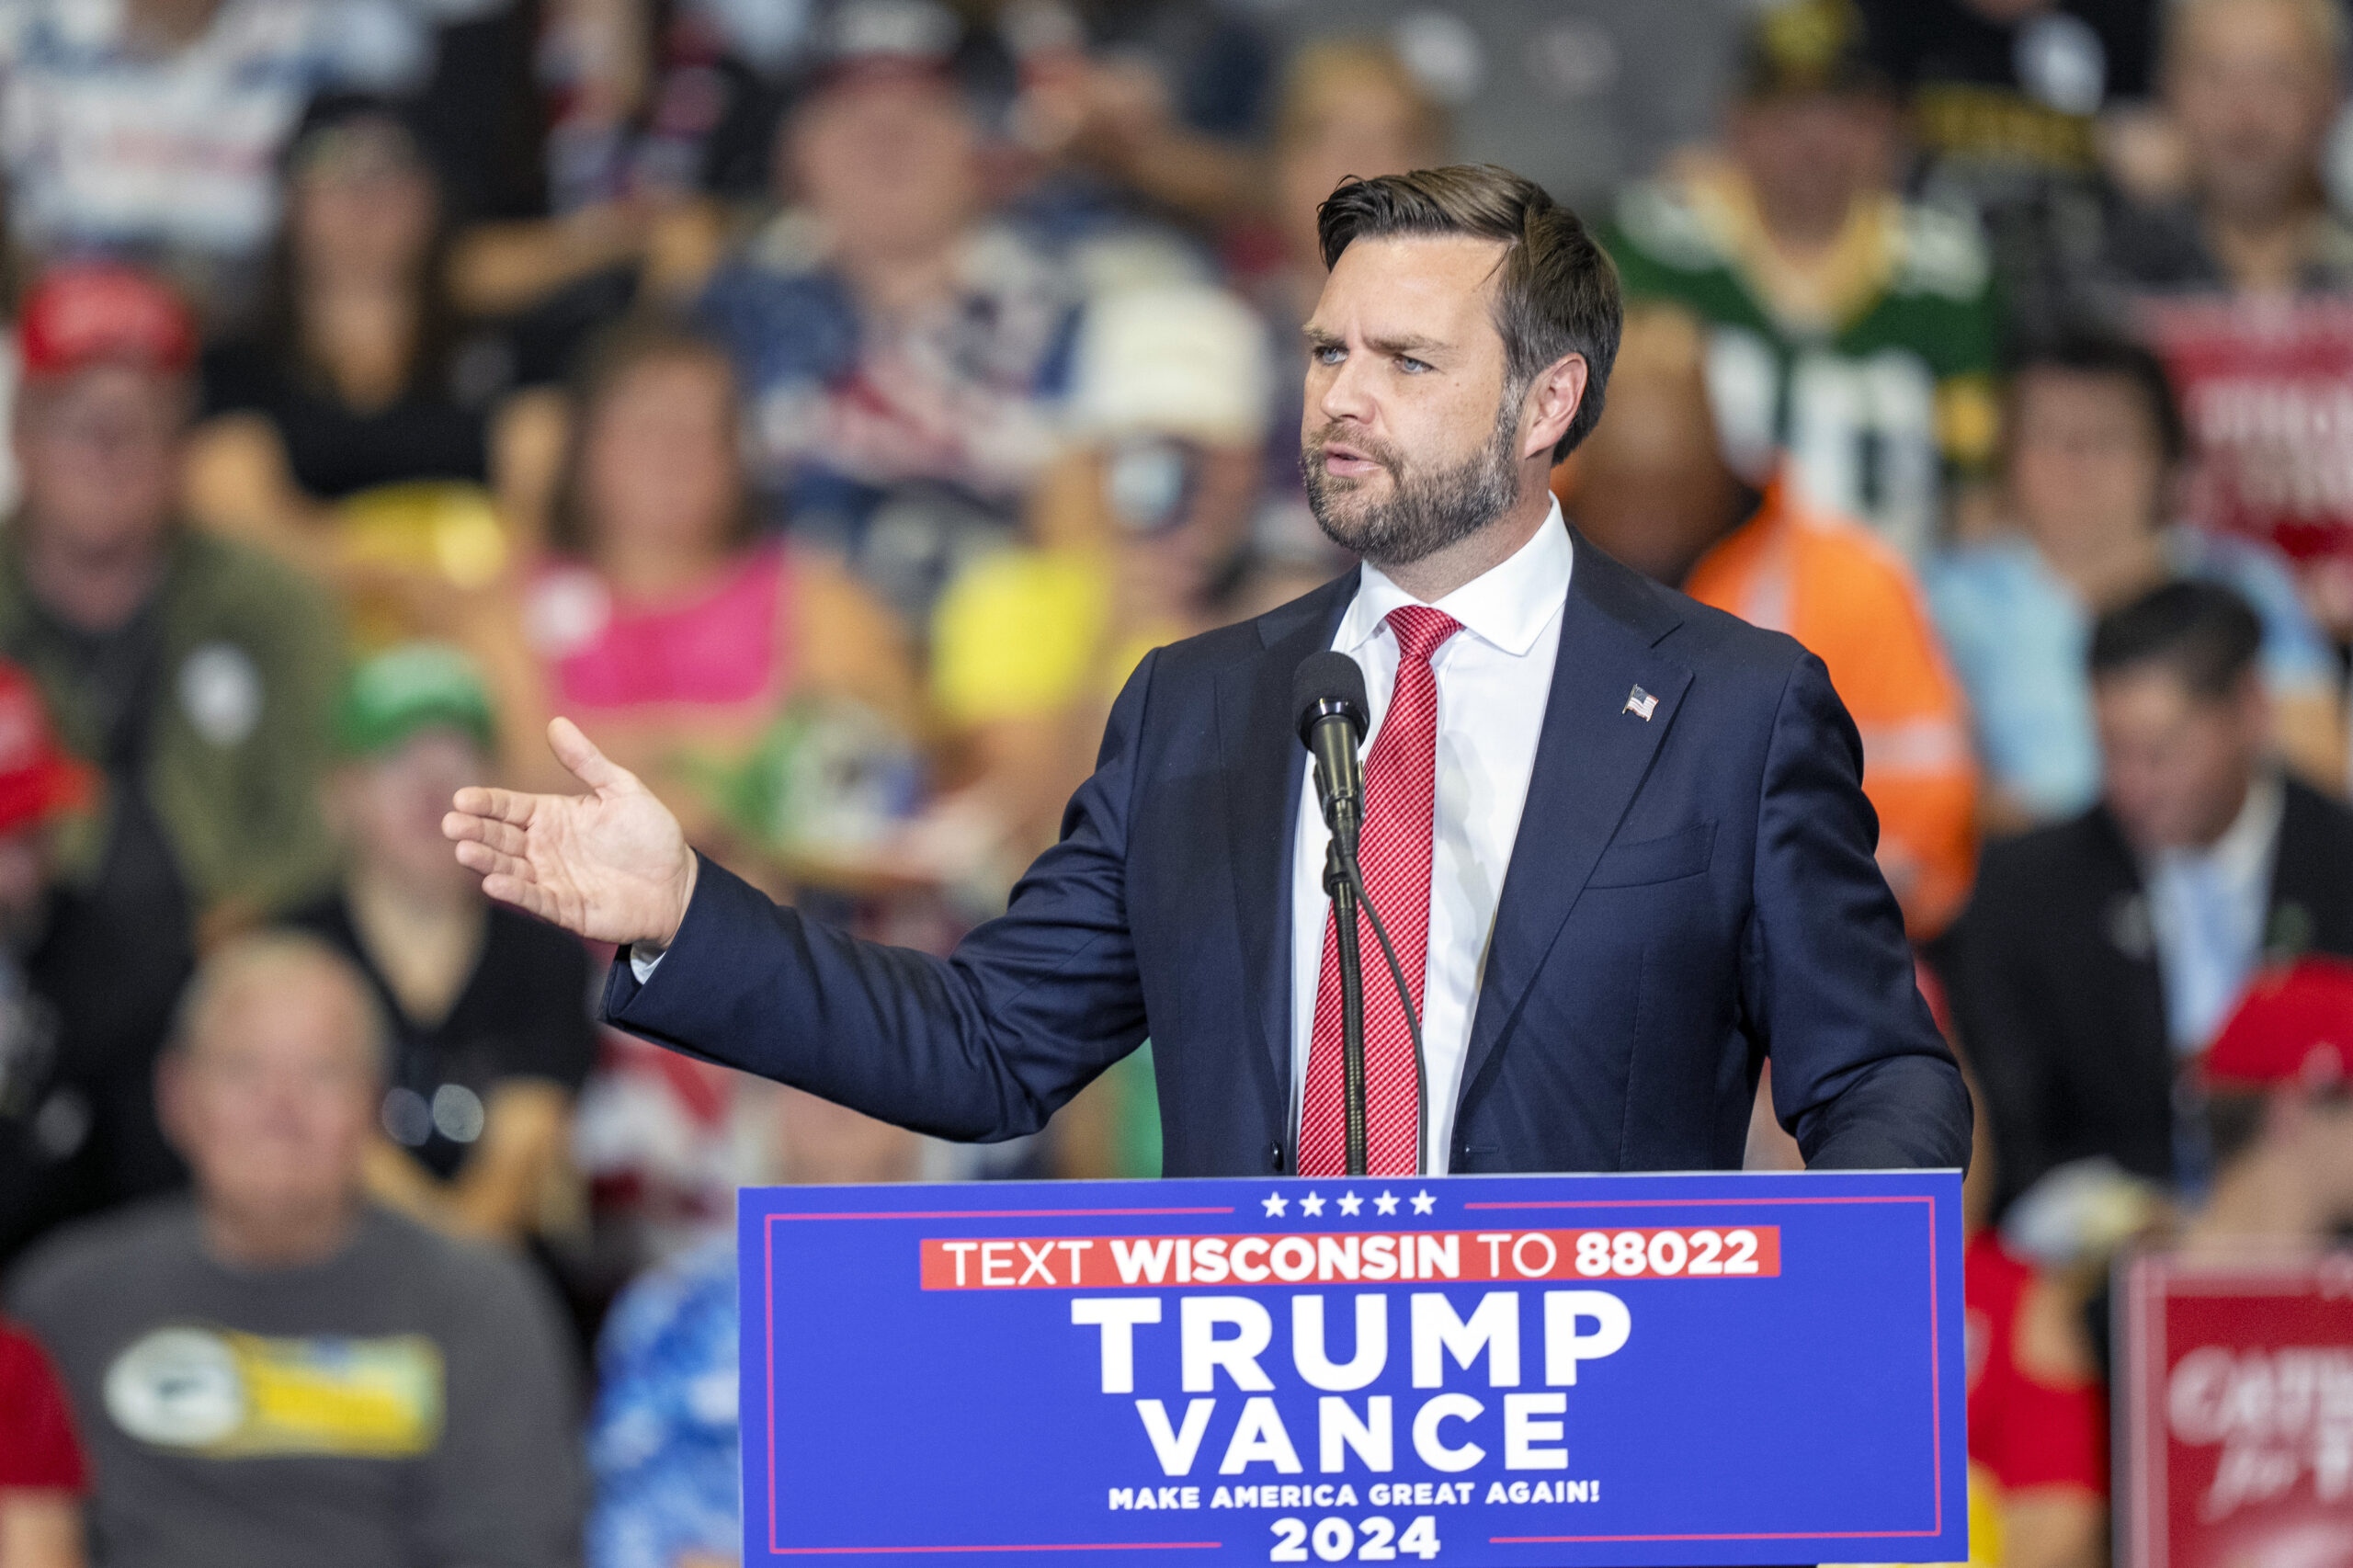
[2081,807,2172,1094]
[1459,539,1692,1108]
[1220,574,1356,1116]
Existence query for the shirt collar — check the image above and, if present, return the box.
[2151,770,2285,892]
[1337,495,1574,658]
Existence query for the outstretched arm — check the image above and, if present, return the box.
[444,658,1160,1142]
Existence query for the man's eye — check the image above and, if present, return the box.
[1397,357,1431,374]
[1312,346,1345,366]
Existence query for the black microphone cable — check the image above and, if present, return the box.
[1332,839,1430,1177]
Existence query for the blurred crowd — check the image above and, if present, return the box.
[0,0,2349,1563]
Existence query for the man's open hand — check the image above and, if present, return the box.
[443,718,699,949]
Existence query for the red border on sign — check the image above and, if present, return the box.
[766,1546,1222,1556]
[756,1194,1949,1558]
[2125,1255,2159,1568]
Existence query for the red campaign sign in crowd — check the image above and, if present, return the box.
[2119,1251,2353,1568]
[920,1227,1782,1290]
[2142,298,2353,563]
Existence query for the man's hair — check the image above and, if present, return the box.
[2206,1082,2353,1171]
[2087,579,2264,699]
[2205,1089,2272,1171]
[168,929,392,1080]
[1316,165,1622,461]
[2007,329,2189,468]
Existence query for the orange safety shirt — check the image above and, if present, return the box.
[1683,480,1980,938]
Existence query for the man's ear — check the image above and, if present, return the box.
[2234,668,2274,751]
[1521,352,1590,462]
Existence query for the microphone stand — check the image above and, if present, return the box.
[1321,795,1427,1178]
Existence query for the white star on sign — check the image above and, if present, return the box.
[1299,1192,1325,1217]
[1262,1191,1289,1217]
[1373,1190,1400,1216]
[1336,1191,1363,1216]
[1410,1190,1437,1215]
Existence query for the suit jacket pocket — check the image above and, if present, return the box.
[1587,822,1715,888]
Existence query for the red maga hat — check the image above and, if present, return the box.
[17,262,196,381]
[2205,958,2353,1091]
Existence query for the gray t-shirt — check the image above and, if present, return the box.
[6,1197,583,1568]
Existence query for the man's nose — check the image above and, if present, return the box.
[1315,350,1378,428]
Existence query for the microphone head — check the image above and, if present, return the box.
[1292,651,1369,747]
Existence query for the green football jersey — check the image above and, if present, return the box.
[1604,178,2002,563]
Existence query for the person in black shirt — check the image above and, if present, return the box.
[0,660,93,1270]
[1862,0,2159,156]
[292,642,593,1245]
[188,95,533,632]
[1858,0,2163,336]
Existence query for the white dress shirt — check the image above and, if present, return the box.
[1289,501,1573,1172]
[638,502,1576,1177]
[2144,770,2283,1055]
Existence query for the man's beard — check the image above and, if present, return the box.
[1300,397,1523,569]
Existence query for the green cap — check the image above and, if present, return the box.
[335,642,497,758]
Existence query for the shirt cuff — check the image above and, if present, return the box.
[629,945,665,983]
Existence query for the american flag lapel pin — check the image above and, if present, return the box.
[1623,685,1657,721]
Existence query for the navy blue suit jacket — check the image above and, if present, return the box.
[604,537,1971,1176]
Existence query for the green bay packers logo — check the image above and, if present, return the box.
[103,1325,442,1458]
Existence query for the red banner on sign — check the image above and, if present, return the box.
[2118,1249,2353,1568]
[919,1226,1782,1290]
[2140,297,2353,563]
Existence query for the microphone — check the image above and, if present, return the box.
[1292,652,1369,854]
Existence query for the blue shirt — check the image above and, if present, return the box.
[2144,773,2284,1057]
[696,213,1082,514]
[587,1237,739,1568]
[1926,528,2332,820]
[693,210,1089,622]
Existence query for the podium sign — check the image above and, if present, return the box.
[2118,1250,2353,1568]
[738,1170,1966,1566]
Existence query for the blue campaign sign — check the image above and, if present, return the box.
[738,1169,1966,1566]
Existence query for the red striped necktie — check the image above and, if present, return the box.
[1298,604,1461,1177]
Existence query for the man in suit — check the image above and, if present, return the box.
[1947,580,2353,1216]
[444,165,1970,1178]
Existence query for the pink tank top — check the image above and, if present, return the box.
[529,542,794,713]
